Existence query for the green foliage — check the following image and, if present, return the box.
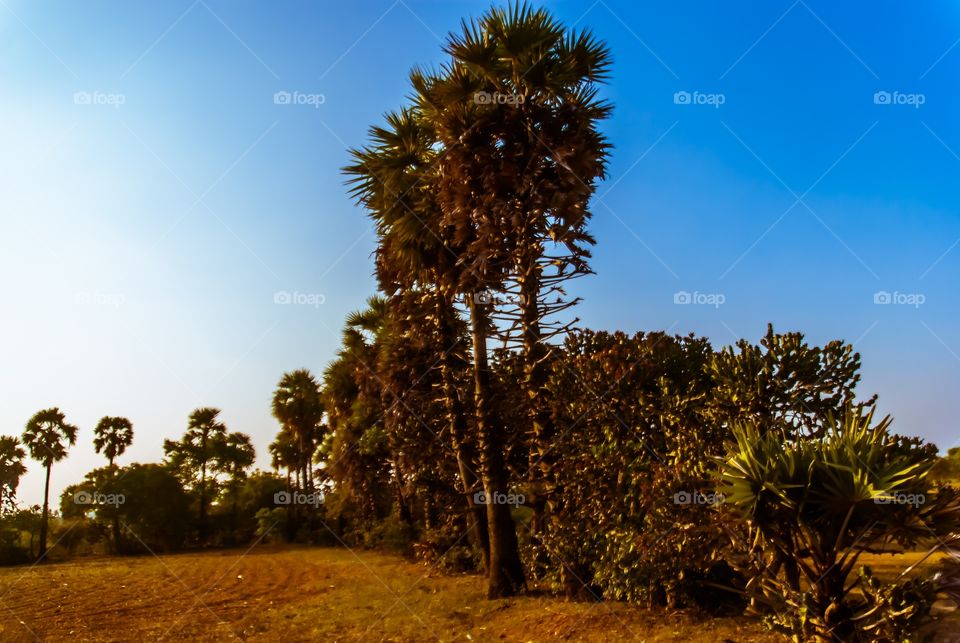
[60,463,192,553]
[709,324,872,437]
[858,566,937,642]
[931,446,960,482]
[539,329,724,606]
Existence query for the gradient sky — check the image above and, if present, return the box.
[3,0,959,507]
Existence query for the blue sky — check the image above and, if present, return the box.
[2,0,959,506]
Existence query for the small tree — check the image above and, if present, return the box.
[721,407,960,640]
[22,408,78,559]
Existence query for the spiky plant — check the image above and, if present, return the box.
[721,407,960,641]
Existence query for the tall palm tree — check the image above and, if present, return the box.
[271,369,325,491]
[0,436,27,514]
[345,110,491,569]
[435,1,612,532]
[93,416,134,468]
[410,2,613,595]
[22,407,78,559]
[163,407,227,543]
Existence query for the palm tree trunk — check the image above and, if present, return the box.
[435,292,490,572]
[199,460,207,544]
[518,262,554,536]
[38,463,51,560]
[392,459,412,525]
[468,298,524,598]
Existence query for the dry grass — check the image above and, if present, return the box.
[0,545,954,642]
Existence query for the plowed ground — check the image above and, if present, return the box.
[0,546,953,642]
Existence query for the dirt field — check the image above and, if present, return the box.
[0,545,954,642]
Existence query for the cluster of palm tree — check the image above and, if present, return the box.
[0,408,133,559]
[163,407,255,543]
[339,2,611,598]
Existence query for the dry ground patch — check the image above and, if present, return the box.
[0,545,955,641]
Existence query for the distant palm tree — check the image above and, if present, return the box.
[268,429,299,488]
[0,436,27,514]
[22,408,78,559]
[163,407,227,543]
[271,370,324,491]
[93,416,134,468]
[92,416,134,552]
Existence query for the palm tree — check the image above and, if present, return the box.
[163,407,227,543]
[0,436,27,514]
[434,1,611,535]
[93,416,134,468]
[92,416,134,551]
[22,407,78,559]
[271,369,325,491]
[269,429,299,488]
[345,108,491,571]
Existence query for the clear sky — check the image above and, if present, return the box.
[3,0,959,507]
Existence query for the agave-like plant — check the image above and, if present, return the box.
[720,406,960,641]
